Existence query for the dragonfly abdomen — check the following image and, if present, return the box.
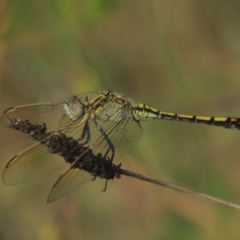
[133,103,240,129]
[161,113,240,129]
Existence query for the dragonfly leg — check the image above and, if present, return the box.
[94,119,115,161]
[102,179,108,192]
[79,120,91,144]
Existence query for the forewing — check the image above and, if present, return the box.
[1,92,102,131]
[2,101,66,131]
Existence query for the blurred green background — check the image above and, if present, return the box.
[1,0,240,239]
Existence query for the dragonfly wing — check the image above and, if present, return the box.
[105,117,143,154]
[2,141,68,185]
[1,92,102,131]
[89,110,143,161]
[2,102,66,131]
[47,167,93,203]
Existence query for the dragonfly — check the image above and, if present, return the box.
[2,90,240,204]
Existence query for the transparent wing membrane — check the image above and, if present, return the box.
[1,92,103,131]
[47,168,93,203]
[3,141,68,185]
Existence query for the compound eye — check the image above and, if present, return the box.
[69,96,82,117]
[63,96,83,120]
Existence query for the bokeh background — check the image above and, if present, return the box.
[1,0,240,239]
